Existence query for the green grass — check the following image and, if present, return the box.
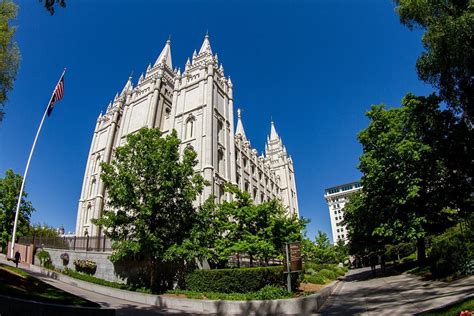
[167,285,293,301]
[0,264,100,307]
[419,297,474,315]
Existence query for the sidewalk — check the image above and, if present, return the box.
[318,267,474,315]
[0,255,196,315]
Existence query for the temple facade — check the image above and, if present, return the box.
[75,35,299,237]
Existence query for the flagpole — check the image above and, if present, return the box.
[9,68,66,258]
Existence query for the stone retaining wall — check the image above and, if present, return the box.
[39,247,124,283]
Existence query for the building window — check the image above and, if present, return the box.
[243,158,248,169]
[185,117,195,139]
[218,120,223,144]
[218,149,224,174]
[244,181,249,193]
[251,165,255,175]
[89,178,96,197]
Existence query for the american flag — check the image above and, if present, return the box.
[47,74,65,117]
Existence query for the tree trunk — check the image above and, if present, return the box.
[416,238,426,266]
[150,259,156,292]
[249,254,253,267]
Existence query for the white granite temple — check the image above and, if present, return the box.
[75,35,299,237]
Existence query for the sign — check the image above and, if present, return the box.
[283,242,302,272]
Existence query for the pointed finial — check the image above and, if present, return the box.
[193,49,197,57]
[146,63,151,72]
[206,29,209,37]
[228,76,232,86]
[167,34,171,42]
[138,73,144,83]
[237,108,241,119]
[177,67,181,76]
[186,57,191,65]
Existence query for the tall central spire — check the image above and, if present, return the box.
[235,108,247,139]
[270,120,279,140]
[154,39,173,69]
[199,33,213,55]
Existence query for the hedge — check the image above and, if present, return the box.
[185,266,299,293]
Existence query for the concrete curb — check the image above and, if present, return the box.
[28,263,339,315]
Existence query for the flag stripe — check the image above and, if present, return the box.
[47,76,65,116]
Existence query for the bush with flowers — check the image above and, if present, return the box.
[73,259,97,275]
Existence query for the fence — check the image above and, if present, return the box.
[18,235,112,252]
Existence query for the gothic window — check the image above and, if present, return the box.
[253,187,257,199]
[218,149,224,175]
[89,178,96,197]
[243,158,248,169]
[244,181,249,193]
[185,117,195,139]
[94,155,101,173]
[219,185,225,203]
[85,205,91,226]
[218,120,224,144]
[260,193,264,202]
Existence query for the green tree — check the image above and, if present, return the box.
[0,0,20,123]
[28,222,59,237]
[0,169,35,253]
[350,93,472,263]
[395,0,473,120]
[40,0,66,15]
[213,184,305,267]
[93,128,205,292]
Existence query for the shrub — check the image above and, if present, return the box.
[60,253,69,266]
[36,249,51,267]
[303,273,326,284]
[430,227,473,278]
[318,269,337,280]
[73,259,97,275]
[185,266,300,293]
[167,286,292,300]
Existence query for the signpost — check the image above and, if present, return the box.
[283,241,302,292]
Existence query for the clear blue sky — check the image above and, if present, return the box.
[0,0,433,240]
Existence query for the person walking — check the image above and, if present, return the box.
[14,251,21,268]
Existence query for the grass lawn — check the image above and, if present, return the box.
[420,297,474,315]
[0,264,100,307]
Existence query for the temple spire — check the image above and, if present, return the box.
[199,33,212,55]
[270,120,279,140]
[235,108,246,139]
[154,39,173,69]
[120,76,133,96]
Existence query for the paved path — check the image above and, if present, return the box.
[318,267,474,315]
[0,256,198,315]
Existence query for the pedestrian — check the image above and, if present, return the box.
[14,251,21,268]
[370,253,377,275]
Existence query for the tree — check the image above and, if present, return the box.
[216,184,306,266]
[0,0,20,123]
[28,222,59,237]
[40,0,66,15]
[349,93,472,263]
[395,0,473,120]
[0,169,35,253]
[301,231,349,264]
[93,128,205,292]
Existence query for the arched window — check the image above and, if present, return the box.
[85,204,91,226]
[89,178,96,197]
[94,155,101,173]
[185,117,195,139]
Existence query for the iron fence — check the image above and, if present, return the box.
[18,235,112,252]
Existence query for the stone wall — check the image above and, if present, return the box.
[39,247,125,283]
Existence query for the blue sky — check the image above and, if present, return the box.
[0,0,433,240]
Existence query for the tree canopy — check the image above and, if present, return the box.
[0,169,35,253]
[395,0,473,120]
[0,0,20,123]
[344,93,473,260]
[93,128,205,291]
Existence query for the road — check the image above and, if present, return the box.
[318,267,474,315]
